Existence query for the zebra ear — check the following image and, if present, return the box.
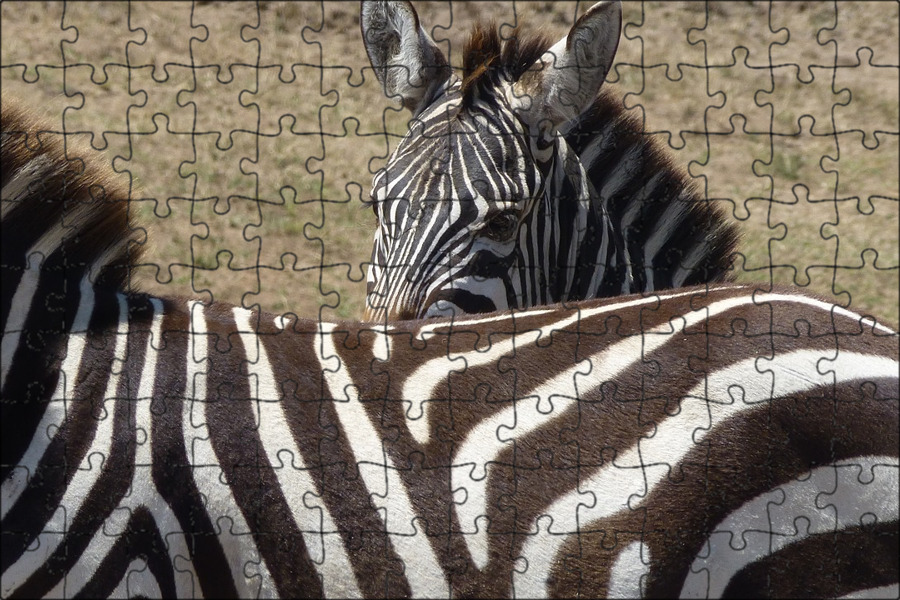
[512,0,621,131]
[361,1,449,113]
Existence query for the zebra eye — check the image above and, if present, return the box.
[483,211,519,241]
[366,197,380,222]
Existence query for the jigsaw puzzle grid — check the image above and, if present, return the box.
[1,0,898,325]
[1,3,899,598]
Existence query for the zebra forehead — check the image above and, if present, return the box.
[385,131,530,193]
[460,22,553,105]
[398,103,523,149]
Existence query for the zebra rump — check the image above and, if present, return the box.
[2,100,899,597]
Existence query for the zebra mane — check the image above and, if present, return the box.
[458,22,738,290]
[1,99,144,292]
[460,23,553,105]
[566,90,739,288]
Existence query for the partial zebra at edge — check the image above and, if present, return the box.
[1,99,144,397]
[2,90,899,598]
[0,100,144,285]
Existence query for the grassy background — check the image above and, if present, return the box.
[2,1,897,326]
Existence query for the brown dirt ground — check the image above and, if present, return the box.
[2,1,897,326]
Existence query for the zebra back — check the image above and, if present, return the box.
[2,97,899,598]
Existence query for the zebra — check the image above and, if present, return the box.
[360,0,739,321]
[2,102,899,598]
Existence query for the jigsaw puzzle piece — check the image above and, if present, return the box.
[0,4,76,126]
[126,1,200,82]
[0,2,72,84]
[822,131,899,324]
[819,2,899,68]
[613,2,713,150]
[59,3,142,152]
[182,130,261,308]
[126,65,196,137]
[766,2,839,84]
[687,3,788,69]
[832,48,900,149]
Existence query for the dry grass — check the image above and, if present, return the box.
[2,1,897,326]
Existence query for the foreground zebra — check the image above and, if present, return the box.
[361,0,739,321]
[2,104,899,598]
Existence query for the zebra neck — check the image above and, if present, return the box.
[562,92,739,293]
[532,138,634,303]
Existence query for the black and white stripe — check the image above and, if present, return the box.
[361,1,738,321]
[3,99,898,597]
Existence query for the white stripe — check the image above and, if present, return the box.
[185,301,276,597]
[540,197,552,304]
[1,278,94,520]
[671,234,715,287]
[839,584,900,599]
[560,149,593,299]
[755,292,896,336]
[2,294,128,597]
[598,143,643,201]
[584,216,612,294]
[681,456,899,598]
[234,309,361,599]
[616,185,645,232]
[406,287,711,446]
[44,299,199,598]
[607,541,650,599]
[514,350,899,598]
[369,324,395,362]
[414,307,556,341]
[107,558,163,599]
[318,321,448,598]
[642,200,687,265]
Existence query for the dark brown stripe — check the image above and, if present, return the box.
[265,318,415,598]
[202,304,324,598]
[78,506,178,598]
[149,298,238,598]
[722,522,898,598]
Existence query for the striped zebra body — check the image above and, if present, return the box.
[3,100,899,598]
[361,1,738,321]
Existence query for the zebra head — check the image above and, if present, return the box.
[361,1,622,320]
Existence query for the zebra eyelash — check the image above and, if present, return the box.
[361,196,380,220]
